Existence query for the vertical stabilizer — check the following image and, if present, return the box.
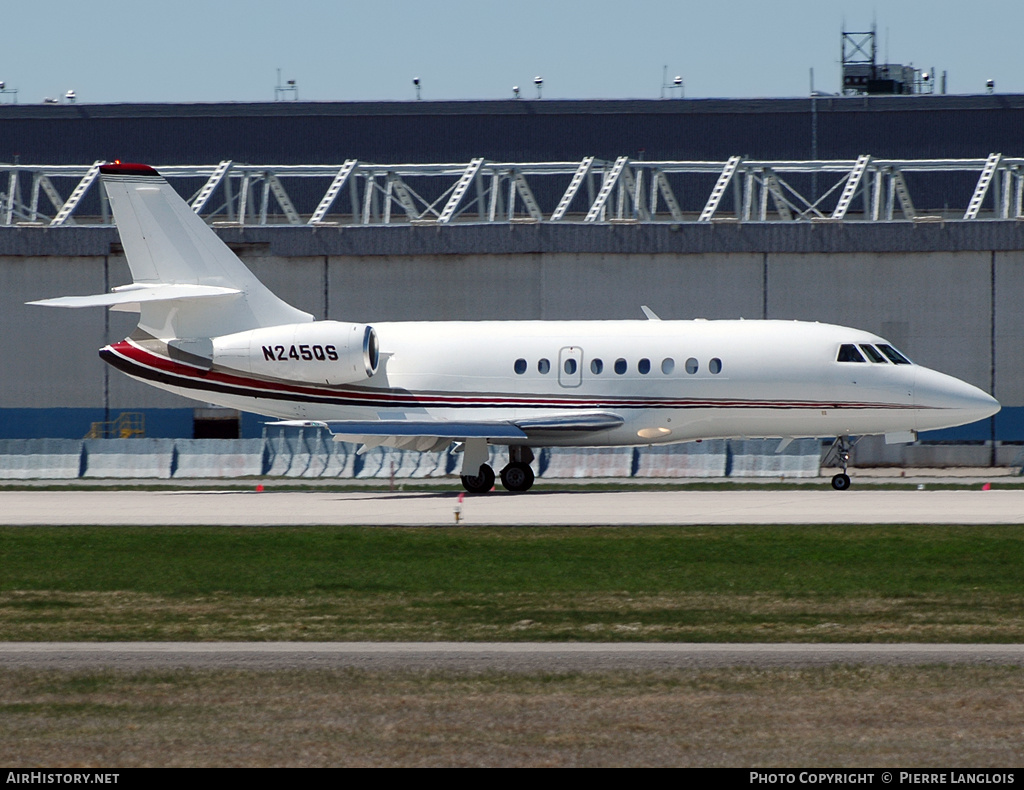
[100,163,312,338]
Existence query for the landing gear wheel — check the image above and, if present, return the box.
[825,436,854,491]
[461,464,495,494]
[500,462,535,493]
[831,473,851,491]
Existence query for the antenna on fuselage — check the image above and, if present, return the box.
[640,305,661,320]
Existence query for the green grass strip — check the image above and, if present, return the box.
[1,525,1023,641]
[1,524,1022,595]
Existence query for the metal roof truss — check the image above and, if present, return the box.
[0,154,1021,227]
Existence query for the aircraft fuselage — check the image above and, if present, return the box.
[103,317,996,448]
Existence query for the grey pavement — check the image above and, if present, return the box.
[0,487,1022,526]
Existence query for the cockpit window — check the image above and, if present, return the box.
[877,344,912,365]
[837,344,866,363]
[859,344,887,363]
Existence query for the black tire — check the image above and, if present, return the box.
[831,473,851,491]
[500,462,536,492]
[461,464,495,494]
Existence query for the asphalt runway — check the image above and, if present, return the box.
[0,488,1022,526]
[2,642,1023,671]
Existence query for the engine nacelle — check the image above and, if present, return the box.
[211,321,379,385]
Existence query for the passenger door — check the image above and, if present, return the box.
[558,346,583,388]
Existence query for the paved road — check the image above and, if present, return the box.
[0,488,1021,526]
[2,642,1023,671]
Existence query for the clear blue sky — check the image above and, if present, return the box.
[4,0,1021,103]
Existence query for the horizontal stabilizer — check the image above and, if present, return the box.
[28,283,241,310]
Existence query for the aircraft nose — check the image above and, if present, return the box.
[913,367,1000,432]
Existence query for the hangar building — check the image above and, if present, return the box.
[1,96,1021,465]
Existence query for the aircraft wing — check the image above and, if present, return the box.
[272,420,528,440]
[269,412,624,444]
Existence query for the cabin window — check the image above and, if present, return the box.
[614,358,627,375]
[514,358,527,374]
[638,358,651,374]
[538,358,551,374]
[878,344,912,365]
[709,358,723,374]
[837,344,866,363]
[591,358,603,374]
[564,358,578,375]
[661,358,675,374]
[685,357,699,374]
[859,344,887,363]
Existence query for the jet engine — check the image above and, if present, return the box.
[209,321,379,385]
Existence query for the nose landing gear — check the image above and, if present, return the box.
[824,436,853,491]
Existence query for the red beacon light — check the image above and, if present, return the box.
[99,161,160,176]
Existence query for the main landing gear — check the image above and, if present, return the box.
[500,462,535,493]
[825,436,853,491]
[460,445,536,493]
[460,463,495,494]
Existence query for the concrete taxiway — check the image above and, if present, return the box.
[0,487,1022,526]
[2,642,1023,671]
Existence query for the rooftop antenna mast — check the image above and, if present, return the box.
[0,81,18,104]
[274,68,298,101]
[660,66,684,99]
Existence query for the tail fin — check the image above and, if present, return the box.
[33,163,312,339]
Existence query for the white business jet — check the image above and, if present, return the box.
[31,163,1000,492]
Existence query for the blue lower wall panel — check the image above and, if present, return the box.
[919,409,1024,443]
[0,409,107,440]
[0,409,196,439]
[242,412,273,439]
[918,421,992,443]
[995,409,1024,443]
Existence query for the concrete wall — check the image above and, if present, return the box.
[766,251,994,393]
[995,251,1024,408]
[326,252,764,322]
[0,436,823,480]
[5,255,112,408]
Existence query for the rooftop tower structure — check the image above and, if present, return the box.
[841,25,939,96]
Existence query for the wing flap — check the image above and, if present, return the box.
[515,412,625,432]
